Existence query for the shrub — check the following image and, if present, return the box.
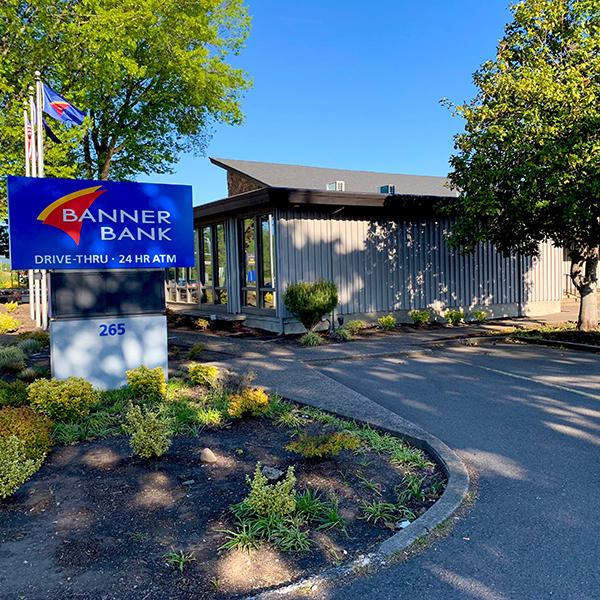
[410,310,430,326]
[0,314,20,334]
[378,314,397,330]
[473,310,488,323]
[445,309,465,326]
[18,367,40,383]
[18,338,42,354]
[285,432,361,458]
[0,407,53,459]
[126,366,166,402]
[246,462,297,517]
[5,301,18,313]
[189,364,219,387]
[195,318,210,331]
[187,343,204,360]
[28,377,98,421]
[228,388,270,418]
[18,331,50,348]
[299,332,322,347]
[196,408,223,428]
[0,346,26,371]
[283,280,338,332]
[123,403,171,458]
[345,320,366,335]
[0,436,44,499]
[333,327,352,341]
[0,380,29,407]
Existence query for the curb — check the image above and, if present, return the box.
[239,371,470,600]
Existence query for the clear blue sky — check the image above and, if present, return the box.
[139,1,513,206]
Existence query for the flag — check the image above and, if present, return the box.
[42,83,85,125]
[25,115,34,160]
[43,117,62,144]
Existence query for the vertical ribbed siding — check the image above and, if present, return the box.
[225,218,241,313]
[274,210,562,317]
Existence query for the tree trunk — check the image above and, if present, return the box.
[570,248,599,332]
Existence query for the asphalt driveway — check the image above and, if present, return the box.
[311,343,600,600]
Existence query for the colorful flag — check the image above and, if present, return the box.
[42,83,85,125]
[25,115,34,160]
[43,117,62,144]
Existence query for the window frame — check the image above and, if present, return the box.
[198,222,228,307]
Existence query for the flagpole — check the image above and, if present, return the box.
[24,100,35,320]
[28,88,37,178]
[35,72,44,178]
[23,101,30,177]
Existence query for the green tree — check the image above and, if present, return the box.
[0,0,251,208]
[445,0,600,331]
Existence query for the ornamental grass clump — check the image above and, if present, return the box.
[18,338,42,355]
[0,346,26,371]
[299,332,322,347]
[126,365,166,402]
[123,403,171,459]
[283,280,338,332]
[285,431,361,458]
[28,377,98,421]
[0,407,53,460]
[0,436,44,499]
[345,320,366,335]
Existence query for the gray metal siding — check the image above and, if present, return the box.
[276,210,561,317]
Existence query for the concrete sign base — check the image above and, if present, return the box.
[50,314,168,390]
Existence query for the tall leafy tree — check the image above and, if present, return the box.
[0,0,251,205]
[445,0,600,331]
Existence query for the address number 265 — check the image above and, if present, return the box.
[98,323,126,336]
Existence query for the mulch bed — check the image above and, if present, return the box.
[511,328,600,347]
[1,418,444,600]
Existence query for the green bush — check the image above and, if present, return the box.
[188,363,219,387]
[410,310,430,326]
[0,380,29,407]
[299,332,322,347]
[345,320,366,335]
[334,327,352,341]
[0,436,44,499]
[18,331,50,348]
[378,314,397,330]
[126,366,166,402]
[18,338,42,354]
[227,387,270,419]
[5,301,18,313]
[187,343,204,360]
[0,407,53,460]
[445,309,465,326]
[123,403,171,458]
[196,408,223,428]
[28,377,99,421]
[285,432,361,458]
[473,310,488,323]
[195,318,210,331]
[18,367,40,383]
[0,346,26,371]
[283,280,338,332]
[0,314,21,334]
[246,462,297,517]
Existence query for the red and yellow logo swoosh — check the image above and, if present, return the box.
[37,186,106,245]
[50,101,71,118]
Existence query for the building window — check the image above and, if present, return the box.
[241,214,276,310]
[165,263,199,304]
[199,223,227,305]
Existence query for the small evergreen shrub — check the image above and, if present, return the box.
[283,280,338,332]
[345,320,366,335]
[0,380,29,407]
[299,332,322,347]
[334,327,352,341]
[445,309,465,326]
[126,366,166,402]
[227,388,270,418]
[189,364,219,387]
[195,318,210,331]
[187,343,204,360]
[0,346,26,371]
[285,432,361,458]
[0,314,20,334]
[123,403,171,458]
[378,314,397,330]
[0,407,53,459]
[5,301,18,313]
[410,310,430,326]
[18,338,42,354]
[18,331,50,348]
[473,310,488,323]
[0,436,44,499]
[246,462,297,517]
[28,377,98,421]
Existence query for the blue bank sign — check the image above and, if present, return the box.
[8,176,194,270]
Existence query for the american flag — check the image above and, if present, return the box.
[25,116,34,160]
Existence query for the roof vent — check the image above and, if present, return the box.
[327,181,345,192]
[379,184,396,195]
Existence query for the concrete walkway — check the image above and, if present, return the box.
[170,308,600,600]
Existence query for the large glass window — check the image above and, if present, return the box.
[199,223,228,305]
[240,214,276,311]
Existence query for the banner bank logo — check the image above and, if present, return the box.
[37,186,173,245]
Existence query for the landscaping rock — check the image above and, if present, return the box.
[262,465,285,483]
[200,448,217,463]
